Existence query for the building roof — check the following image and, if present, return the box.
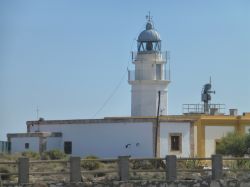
[137,21,161,42]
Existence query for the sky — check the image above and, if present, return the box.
[0,0,249,140]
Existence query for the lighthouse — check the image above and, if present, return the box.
[128,15,170,116]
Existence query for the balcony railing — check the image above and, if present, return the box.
[132,51,169,63]
[182,104,226,115]
[128,69,171,82]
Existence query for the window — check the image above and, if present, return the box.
[156,64,161,80]
[64,141,72,154]
[25,143,29,149]
[169,133,182,152]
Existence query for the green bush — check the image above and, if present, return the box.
[184,159,203,169]
[81,155,101,170]
[21,151,40,160]
[42,149,67,160]
[216,132,247,157]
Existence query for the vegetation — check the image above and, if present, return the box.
[81,155,101,170]
[42,149,67,160]
[21,151,40,160]
[216,132,250,157]
[131,159,165,170]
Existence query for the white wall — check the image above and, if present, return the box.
[30,122,153,158]
[205,126,234,157]
[11,137,39,153]
[160,122,191,157]
[131,84,168,116]
[46,137,62,151]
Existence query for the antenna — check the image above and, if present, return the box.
[36,106,39,120]
[201,78,215,113]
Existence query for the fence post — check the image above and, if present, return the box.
[212,154,222,180]
[70,156,81,182]
[166,155,177,181]
[18,157,29,184]
[118,156,130,181]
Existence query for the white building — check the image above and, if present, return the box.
[7,16,194,158]
[8,117,193,158]
[7,16,250,158]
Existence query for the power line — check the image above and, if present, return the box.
[92,70,127,118]
[91,38,136,118]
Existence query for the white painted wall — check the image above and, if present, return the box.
[131,84,168,116]
[30,122,153,158]
[160,122,191,157]
[46,137,62,151]
[130,52,169,117]
[205,126,234,157]
[11,137,39,154]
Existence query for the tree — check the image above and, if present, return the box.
[216,132,246,157]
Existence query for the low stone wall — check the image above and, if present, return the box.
[2,180,250,187]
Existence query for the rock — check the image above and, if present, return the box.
[32,182,48,187]
[240,182,250,187]
[210,181,220,187]
[201,181,209,187]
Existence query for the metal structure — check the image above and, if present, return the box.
[183,78,225,115]
[201,78,215,113]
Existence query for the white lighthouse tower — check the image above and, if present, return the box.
[128,15,170,116]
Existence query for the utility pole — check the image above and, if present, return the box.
[155,91,161,157]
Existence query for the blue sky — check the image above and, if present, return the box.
[0,0,249,140]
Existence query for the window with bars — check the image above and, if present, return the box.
[169,133,182,152]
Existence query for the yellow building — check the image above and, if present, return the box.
[160,112,250,157]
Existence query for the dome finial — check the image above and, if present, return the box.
[146,11,152,22]
[145,12,153,30]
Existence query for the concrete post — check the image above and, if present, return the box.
[70,156,81,182]
[118,156,130,181]
[18,157,29,184]
[166,155,177,181]
[212,154,223,180]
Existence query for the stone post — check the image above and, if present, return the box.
[70,156,81,182]
[212,154,223,180]
[118,156,130,181]
[166,155,177,181]
[18,157,29,184]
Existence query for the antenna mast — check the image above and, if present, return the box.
[201,77,215,113]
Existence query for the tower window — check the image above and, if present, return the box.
[64,141,72,154]
[156,64,162,80]
[25,143,29,149]
[169,133,182,152]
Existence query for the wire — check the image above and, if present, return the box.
[92,70,127,118]
[91,36,137,118]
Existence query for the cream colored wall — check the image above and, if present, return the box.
[194,126,197,156]
[205,126,234,157]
